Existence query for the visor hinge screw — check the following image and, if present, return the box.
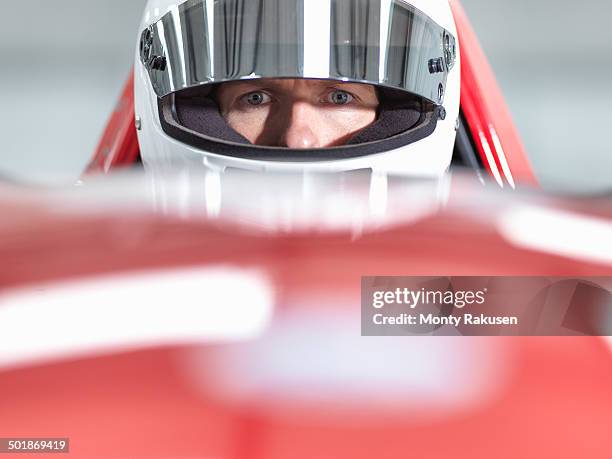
[438,107,447,121]
[135,116,142,131]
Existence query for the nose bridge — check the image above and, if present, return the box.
[290,98,315,126]
[282,99,319,149]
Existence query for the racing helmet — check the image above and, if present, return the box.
[134,0,460,179]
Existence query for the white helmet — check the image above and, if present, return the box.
[134,0,460,182]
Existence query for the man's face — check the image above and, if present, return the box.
[215,79,379,148]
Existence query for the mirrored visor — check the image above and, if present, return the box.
[140,0,456,104]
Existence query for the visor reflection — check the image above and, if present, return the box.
[141,0,456,104]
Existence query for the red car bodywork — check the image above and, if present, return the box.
[0,177,611,458]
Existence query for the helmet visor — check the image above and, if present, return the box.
[140,0,456,105]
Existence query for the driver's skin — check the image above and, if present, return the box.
[214,79,380,149]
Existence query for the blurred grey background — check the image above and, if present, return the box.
[0,0,610,191]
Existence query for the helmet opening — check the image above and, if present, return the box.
[158,83,442,162]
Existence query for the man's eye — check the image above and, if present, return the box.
[242,91,271,106]
[328,90,354,105]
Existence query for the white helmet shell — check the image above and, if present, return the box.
[135,0,460,179]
